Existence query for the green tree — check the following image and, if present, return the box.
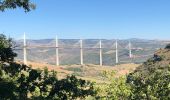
[127,47,170,99]
[95,71,131,100]
[0,63,96,99]
[0,34,96,99]
[165,43,170,49]
[0,0,35,12]
[0,34,17,62]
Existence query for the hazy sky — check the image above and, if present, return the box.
[1,0,170,39]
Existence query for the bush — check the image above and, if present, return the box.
[165,44,170,49]
[95,71,131,99]
[127,67,170,99]
[0,34,96,99]
[0,34,17,62]
[0,62,96,99]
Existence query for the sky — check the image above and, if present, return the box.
[1,0,170,40]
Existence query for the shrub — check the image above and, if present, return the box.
[0,34,96,99]
[165,44,170,49]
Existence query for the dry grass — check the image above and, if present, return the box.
[16,61,140,82]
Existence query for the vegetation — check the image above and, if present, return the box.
[165,43,170,49]
[2,0,170,99]
[95,71,131,100]
[0,34,96,99]
[92,45,170,99]
[0,0,35,12]
[0,34,17,62]
[127,48,170,99]
[1,33,170,99]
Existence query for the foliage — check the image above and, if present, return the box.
[96,47,170,99]
[65,67,83,72]
[48,75,95,100]
[128,67,170,99]
[0,0,35,12]
[0,34,17,62]
[1,33,170,99]
[165,43,170,49]
[95,71,131,100]
[127,48,170,99]
[0,34,96,99]
[0,63,96,99]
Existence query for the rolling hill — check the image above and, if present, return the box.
[14,38,169,66]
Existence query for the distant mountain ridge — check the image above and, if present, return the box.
[14,38,169,66]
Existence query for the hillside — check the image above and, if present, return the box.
[131,47,170,76]
[20,61,139,82]
[127,45,170,99]
[14,39,168,66]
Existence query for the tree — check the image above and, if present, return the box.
[95,71,131,100]
[165,43,170,49]
[0,0,35,12]
[0,34,17,62]
[0,62,96,99]
[127,47,170,99]
[127,68,170,100]
[0,34,96,99]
